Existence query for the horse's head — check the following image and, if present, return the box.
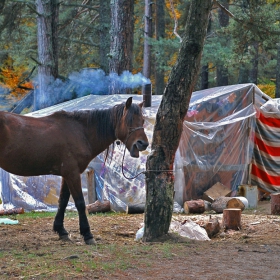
[116,97,149,158]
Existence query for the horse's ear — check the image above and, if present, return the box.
[125,97,133,109]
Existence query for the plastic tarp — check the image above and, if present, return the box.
[251,99,280,194]
[0,83,270,211]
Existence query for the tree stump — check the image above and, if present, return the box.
[205,216,221,238]
[184,199,205,214]
[222,208,241,230]
[86,200,111,214]
[271,193,280,215]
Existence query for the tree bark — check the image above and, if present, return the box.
[109,0,134,77]
[249,41,259,84]
[271,193,280,215]
[200,64,209,89]
[86,200,111,214]
[143,0,213,242]
[183,199,205,214]
[222,208,241,230]
[216,0,229,86]
[154,0,165,95]
[35,0,59,110]
[99,0,111,74]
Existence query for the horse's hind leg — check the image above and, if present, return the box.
[53,178,71,240]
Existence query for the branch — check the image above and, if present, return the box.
[168,0,182,42]
[30,56,42,66]
[59,37,99,47]
[214,0,280,36]
[60,3,99,12]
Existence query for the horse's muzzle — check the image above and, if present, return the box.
[130,140,149,158]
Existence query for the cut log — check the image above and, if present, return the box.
[86,200,110,214]
[271,193,280,215]
[0,208,24,216]
[222,208,241,230]
[126,203,145,214]
[226,198,246,211]
[211,196,245,213]
[205,216,221,238]
[184,199,205,214]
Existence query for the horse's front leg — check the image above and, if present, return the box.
[53,178,71,241]
[66,175,95,245]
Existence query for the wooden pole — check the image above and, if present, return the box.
[222,208,241,230]
[271,193,280,215]
[86,168,96,204]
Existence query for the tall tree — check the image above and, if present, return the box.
[154,0,165,95]
[109,0,134,75]
[143,0,213,241]
[34,0,59,110]
[99,0,111,74]
[216,0,229,86]
[142,0,153,96]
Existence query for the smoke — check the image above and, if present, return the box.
[33,68,151,109]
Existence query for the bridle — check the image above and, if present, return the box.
[116,126,146,180]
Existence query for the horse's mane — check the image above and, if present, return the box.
[58,101,142,139]
[54,101,142,163]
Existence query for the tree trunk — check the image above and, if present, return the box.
[99,0,111,74]
[143,0,213,242]
[249,41,259,84]
[216,0,229,87]
[35,0,59,110]
[155,0,165,95]
[109,0,134,77]
[238,63,249,83]
[200,64,209,89]
[276,43,280,98]
[141,0,153,96]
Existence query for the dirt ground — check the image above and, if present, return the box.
[0,200,280,279]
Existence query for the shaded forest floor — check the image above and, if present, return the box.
[0,200,279,279]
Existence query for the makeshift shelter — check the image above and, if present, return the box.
[0,84,271,211]
[251,98,280,194]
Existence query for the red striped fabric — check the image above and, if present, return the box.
[254,136,280,156]
[258,112,280,127]
[252,112,280,193]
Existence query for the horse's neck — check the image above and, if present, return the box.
[87,108,117,156]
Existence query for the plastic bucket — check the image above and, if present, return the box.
[238,185,258,208]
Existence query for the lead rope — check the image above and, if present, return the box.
[119,127,174,180]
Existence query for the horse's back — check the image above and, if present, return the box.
[0,111,86,176]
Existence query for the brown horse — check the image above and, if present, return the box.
[0,97,148,244]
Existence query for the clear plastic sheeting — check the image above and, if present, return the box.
[0,84,270,211]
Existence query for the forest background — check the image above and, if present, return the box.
[0,0,280,108]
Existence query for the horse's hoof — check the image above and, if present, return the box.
[85,238,96,245]
[59,235,72,242]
